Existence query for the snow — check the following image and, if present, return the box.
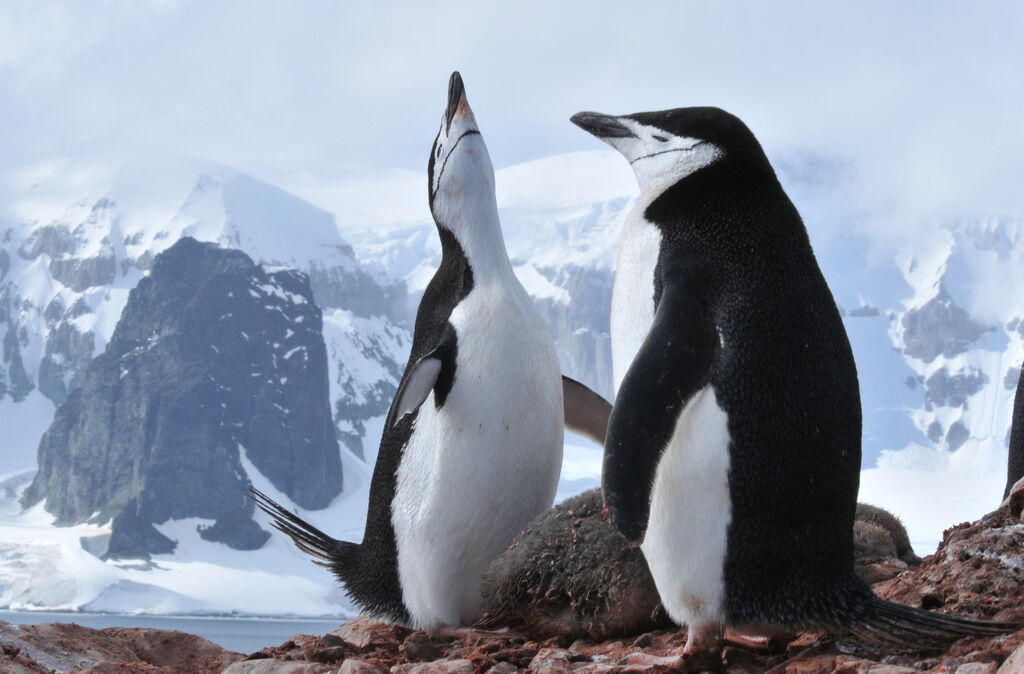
[859,465,1004,557]
[0,427,602,617]
[0,148,1021,617]
[0,392,55,479]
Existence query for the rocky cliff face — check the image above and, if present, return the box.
[20,237,342,557]
[0,159,409,470]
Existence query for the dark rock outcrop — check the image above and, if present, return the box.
[924,367,987,411]
[21,237,342,556]
[901,286,990,363]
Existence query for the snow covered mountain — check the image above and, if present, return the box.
[0,158,409,476]
[0,148,1019,616]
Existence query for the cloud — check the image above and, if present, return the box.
[0,0,1022,232]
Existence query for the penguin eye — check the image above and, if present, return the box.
[653,135,669,143]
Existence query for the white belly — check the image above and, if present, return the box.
[391,282,563,631]
[610,206,661,393]
[641,385,732,629]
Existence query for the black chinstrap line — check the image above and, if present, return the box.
[430,129,483,202]
[629,140,712,165]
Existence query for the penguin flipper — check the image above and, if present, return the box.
[391,324,456,428]
[562,375,612,445]
[602,282,717,542]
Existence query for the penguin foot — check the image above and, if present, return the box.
[722,629,791,653]
[683,623,723,654]
[615,624,725,672]
[433,625,474,639]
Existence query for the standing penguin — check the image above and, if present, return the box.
[251,72,564,634]
[1004,364,1024,499]
[571,107,1014,659]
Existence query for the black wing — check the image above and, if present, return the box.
[602,281,718,542]
[387,322,457,429]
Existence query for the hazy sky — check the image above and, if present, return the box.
[1,1,1022,225]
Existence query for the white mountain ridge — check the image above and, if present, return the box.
[0,149,1019,616]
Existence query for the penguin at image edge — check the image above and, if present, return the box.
[250,71,605,634]
[571,105,1018,660]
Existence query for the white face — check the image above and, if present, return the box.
[600,118,723,197]
[429,91,496,228]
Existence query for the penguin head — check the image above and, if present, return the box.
[427,71,496,227]
[571,107,768,195]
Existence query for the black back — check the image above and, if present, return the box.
[636,108,872,627]
[1005,365,1024,498]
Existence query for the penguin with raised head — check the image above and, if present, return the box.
[571,107,1015,662]
[250,72,566,634]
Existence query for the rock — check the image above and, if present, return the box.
[223,662,336,673]
[400,632,443,662]
[21,237,343,557]
[340,659,387,674]
[484,663,518,674]
[958,663,998,674]
[333,616,411,649]
[390,659,474,673]
[0,620,243,673]
[873,505,1024,622]
[998,643,1024,673]
[900,285,990,364]
[7,502,1024,673]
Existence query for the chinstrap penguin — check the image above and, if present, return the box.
[571,106,1017,660]
[251,71,565,634]
[1004,364,1024,499]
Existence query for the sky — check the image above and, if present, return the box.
[0,0,1022,596]
[1,1,1022,233]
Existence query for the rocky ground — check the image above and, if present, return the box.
[4,497,1024,673]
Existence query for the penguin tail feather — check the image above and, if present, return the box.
[848,597,1020,648]
[247,484,359,571]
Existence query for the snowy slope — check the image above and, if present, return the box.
[1,147,1021,615]
[0,157,408,468]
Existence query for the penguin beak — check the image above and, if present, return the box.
[570,112,637,139]
[445,71,468,132]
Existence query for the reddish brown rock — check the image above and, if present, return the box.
[338,659,386,674]
[6,502,1024,673]
[332,615,411,649]
[221,662,336,673]
[0,620,243,673]
[873,505,1024,623]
